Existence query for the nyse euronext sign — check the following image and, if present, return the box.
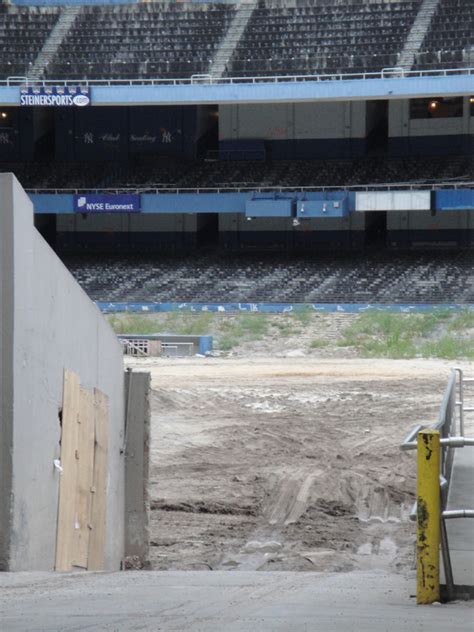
[73,194,141,213]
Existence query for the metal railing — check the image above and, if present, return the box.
[24,180,474,196]
[3,66,473,88]
[401,367,474,600]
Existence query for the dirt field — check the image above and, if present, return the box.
[125,355,468,574]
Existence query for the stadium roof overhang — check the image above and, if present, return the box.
[0,71,472,107]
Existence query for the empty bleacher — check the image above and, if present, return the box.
[4,154,472,191]
[414,0,474,70]
[64,251,474,304]
[149,155,472,190]
[226,0,422,77]
[45,3,236,80]
[1,161,114,190]
[1,0,470,82]
[0,5,59,79]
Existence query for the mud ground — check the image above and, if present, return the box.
[125,356,469,573]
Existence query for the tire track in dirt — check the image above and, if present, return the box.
[143,357,451,572]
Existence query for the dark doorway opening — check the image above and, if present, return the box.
[365,211,387,248]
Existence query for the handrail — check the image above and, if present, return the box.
[401,424,424,449]
[24,180,474,196]
[443,510,474,519]
[5,66,474,88]
[400,436,474,450]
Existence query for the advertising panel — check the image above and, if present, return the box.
[73,194,141,213]
[20,86,91,107]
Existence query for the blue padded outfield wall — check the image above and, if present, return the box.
[12,0,137,4]
[30,189,474,215]
[97,302,474,314]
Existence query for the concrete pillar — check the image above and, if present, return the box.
[124,371,151,569]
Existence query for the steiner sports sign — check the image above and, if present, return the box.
[20,86,90,107]
[74,194,141,213]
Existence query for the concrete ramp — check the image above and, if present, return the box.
[1,570,473,631]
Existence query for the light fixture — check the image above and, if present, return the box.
[429,100,438,110]
[0,112,7,119]
[470,97,474,104]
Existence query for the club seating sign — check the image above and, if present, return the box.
[20,86,91,107]
[74,194,141,213]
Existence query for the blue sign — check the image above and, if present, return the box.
[74,194,141,213]
[20,86,90,107]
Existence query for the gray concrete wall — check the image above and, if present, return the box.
[219,102,367,141]
[218,213,366,232]
[0,175,15,571]
[389,97,472,138]
[0,173,126,571]
[124,371,150,568]
[57,213,198,234]
[387,210,474,231]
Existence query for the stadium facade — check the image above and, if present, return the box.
[0,0,473,255]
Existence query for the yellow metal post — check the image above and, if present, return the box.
[416,429,441,604]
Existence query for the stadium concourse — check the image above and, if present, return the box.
[1,0,474,629]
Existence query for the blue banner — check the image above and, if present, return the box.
[74,194,141,213]
[20,86,90,107]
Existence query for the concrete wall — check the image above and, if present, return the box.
[0,173,126,571]
[219,213,365,233]
[219,102,368,141]
[386,209,474,247]
[0,178,15,571]
[219,101,368,157]
[387,210,474,231]
[218,212,366,250]
[57,213,199,233]
[56,212,200,252]
[388,97,473,154]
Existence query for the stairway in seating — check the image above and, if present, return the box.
[28,6,81,80]
[208,0,257,79]
[398,0,441,70]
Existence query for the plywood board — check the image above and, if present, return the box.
[55,369,81,571]
[88,388,108,570]
[72,387,95,569]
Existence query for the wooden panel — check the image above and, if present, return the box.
[55,369,81,571]
[149,340,162,357]
[72,387,95,569]
[88,388,109,571]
